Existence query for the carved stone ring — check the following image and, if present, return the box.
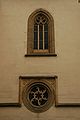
[22,80,55,113]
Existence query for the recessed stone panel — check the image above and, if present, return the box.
[19,75,57,113]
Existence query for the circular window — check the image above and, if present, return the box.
[22,81,55,113]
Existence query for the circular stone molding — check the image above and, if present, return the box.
[22,80,55,113]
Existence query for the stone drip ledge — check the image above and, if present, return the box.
[19,74,58,79]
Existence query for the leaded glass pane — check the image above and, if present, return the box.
[34,25,38,49]
[44,24,48,31]
[39,25,43,49]
[44,32,48,49]
[34,25,38,31]
[44,24,48,49]
[39,32,43,49]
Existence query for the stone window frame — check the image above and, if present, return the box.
[25,8,57,57]
[19,75,57,113]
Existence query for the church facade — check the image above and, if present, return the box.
[0,0,80,119]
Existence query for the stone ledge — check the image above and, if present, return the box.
[0,103,21,107]
[19,74,58,80]
[25,53,57,57]
[55,103,80,107]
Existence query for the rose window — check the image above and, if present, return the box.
[29,84,48,107]
[22,81,55,113]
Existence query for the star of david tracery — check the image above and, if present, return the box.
[28,85,48,107]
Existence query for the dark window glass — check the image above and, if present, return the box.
[44,24,48,49]
[34,32,38,49]
[39,24,43,31]
[34,25,38,49]
[39,25,43,49]
[34,25,38,31]
[44,24,48,31]
[39,32,43,49]
[44,32,48,49]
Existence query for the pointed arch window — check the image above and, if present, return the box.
[34,14,48,50]
[25,9,57,57]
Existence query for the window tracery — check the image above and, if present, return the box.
[25,8,57,56]
[34,14,48,50]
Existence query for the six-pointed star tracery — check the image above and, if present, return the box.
[30,87,47,106]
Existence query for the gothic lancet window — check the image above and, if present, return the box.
[25,8,57,56]
[34,14,48,51]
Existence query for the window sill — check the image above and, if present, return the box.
[19,74,58,79]
[25,53,57,57]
